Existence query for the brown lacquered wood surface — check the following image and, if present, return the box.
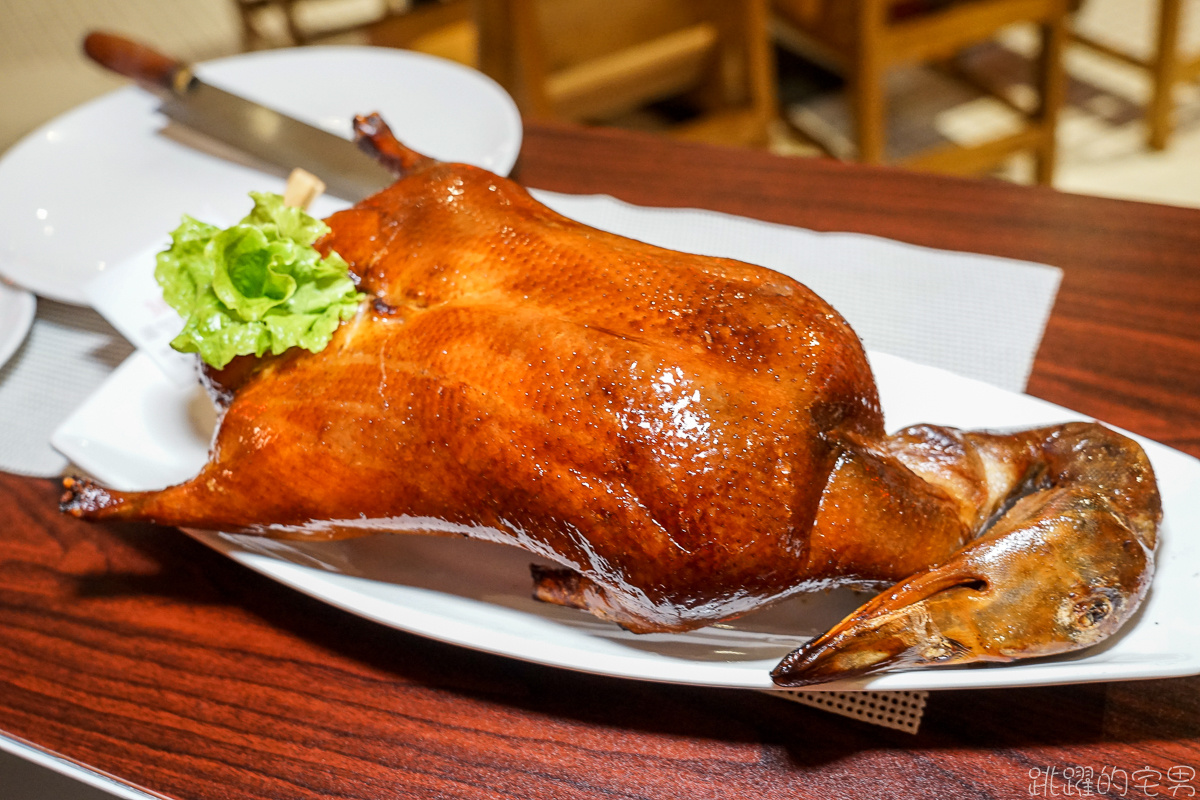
[2,122,1198,799]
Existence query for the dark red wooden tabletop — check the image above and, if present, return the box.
[1,121,1198,800]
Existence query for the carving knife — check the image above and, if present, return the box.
[82,31,396,201]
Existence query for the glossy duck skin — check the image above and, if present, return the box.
[61,115,1160,686]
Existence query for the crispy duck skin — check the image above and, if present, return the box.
[62,115,1160,686]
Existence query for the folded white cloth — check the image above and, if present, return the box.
[533,191,1061,395]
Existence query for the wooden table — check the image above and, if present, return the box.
[2,122,1198,799]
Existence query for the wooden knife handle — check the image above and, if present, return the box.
[82,31,193,94]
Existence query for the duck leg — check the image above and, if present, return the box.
[352,112,434,177]
[771,422,1160,687]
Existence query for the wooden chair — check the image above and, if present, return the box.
[773,0,1071,183]
[1071,0,1199,150]
[231,0,774,146]
[473,0,778,147]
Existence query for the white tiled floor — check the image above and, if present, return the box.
[777,0,1200,207]
[0,1,1196,798]
[1001,0,1200,207]
[0,0,241,153]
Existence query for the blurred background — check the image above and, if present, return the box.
[0,0,1197,207]
[0,0,1197,796]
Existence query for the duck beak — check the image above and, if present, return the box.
[770,568,985,687]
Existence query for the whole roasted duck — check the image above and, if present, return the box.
[62,115,1160,686]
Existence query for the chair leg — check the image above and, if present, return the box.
[475,0,557,119]
[1148,0,1182,150]
[852,0,887,164]
[1034,6,1069,186]
[743,0,780,144]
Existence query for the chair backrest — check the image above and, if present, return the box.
[775,0,1067,66]
[476,0,776,145]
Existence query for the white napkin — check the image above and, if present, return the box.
[531,191,1061,395]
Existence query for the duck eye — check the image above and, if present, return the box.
[1073,594,1114,629]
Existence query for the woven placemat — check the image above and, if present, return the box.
[0,300,132,477]
[769,689,929,734]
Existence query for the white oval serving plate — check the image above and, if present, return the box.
[0,46,522,305]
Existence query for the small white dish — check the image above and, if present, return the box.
[52,347,1200,692]
[0,282,36,370]
[0,46,522,305]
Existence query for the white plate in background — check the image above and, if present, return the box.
[0,282,36,370]
[51,348,1200,692]
[0,46,522,305]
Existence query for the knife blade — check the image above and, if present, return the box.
[83,31,397,201]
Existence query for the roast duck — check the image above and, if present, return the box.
[63,115,1160,686]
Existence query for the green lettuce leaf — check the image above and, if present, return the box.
[155,192,362,369]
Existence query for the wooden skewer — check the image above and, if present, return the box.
[282,168,326,210]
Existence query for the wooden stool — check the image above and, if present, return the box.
[774,0,1070,184]
[1072,0,1199,150]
